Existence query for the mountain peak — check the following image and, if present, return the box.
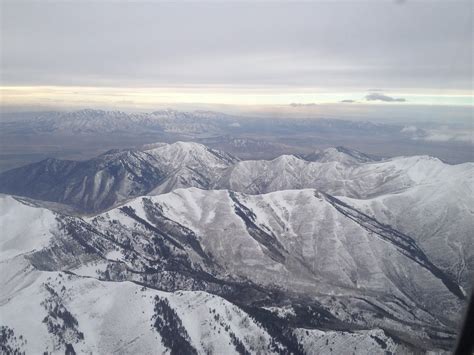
[272,154,301,165]
[170,141,208,150]
[304,146,380,164]
[145,141,239,167]
[144,141,210,156]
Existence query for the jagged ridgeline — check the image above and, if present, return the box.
[0,142,472,354]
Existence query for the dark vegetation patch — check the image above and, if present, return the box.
[41,282,84,353]
[151,296,197,355]
[370,334,387,349]
[229,191,286,263]
[0,326,26,354]
[238,305,305,355]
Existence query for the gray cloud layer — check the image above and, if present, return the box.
[1,1,472,91]
[366,93,406,102]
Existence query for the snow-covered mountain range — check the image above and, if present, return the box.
[0,109,238,136]
[0,142,472,354]
[1,109,397,138]
[2,142,471,212]
[0,109,243,136]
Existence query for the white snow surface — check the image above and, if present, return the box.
[90,187,463,328]
[0,195,57,261]
[0,259,283,354]
[1,143,471,354]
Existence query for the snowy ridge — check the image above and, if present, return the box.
[0,266,287,354]
[338,177,474,289]
[0,142,238,213]
[0,143,471,292]
[1,141,471,212]
[0,187,464,353]
[0,195,57,260]
[224,151,473,199]
[0,142,471,354]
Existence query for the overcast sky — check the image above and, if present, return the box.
[1,0,472,110]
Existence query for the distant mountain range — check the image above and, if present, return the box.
[2,109,472,173]
[1,109,400,137]
[0,109,239,136]
[0,141,472,354]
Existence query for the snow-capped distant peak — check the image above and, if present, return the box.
[304,146,380,164]
[144,141,212,158]
[145,141,239,166]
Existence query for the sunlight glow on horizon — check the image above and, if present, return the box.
[1,86,473,111]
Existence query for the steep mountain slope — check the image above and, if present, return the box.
[144,141,239,194]
[0,150,165,213]
[136,188,464,304]
[1,263,288,354]
[0,196,287,354]
[223,152,472,199]
[0,142,238,213]
[339,167,474,289]
[0,195,57,260]
[1,144,471,290]
[2,142,470,214]
[222,153,474,287]
[0,190,464,353]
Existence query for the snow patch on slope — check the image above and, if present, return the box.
[0,195,56,261]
